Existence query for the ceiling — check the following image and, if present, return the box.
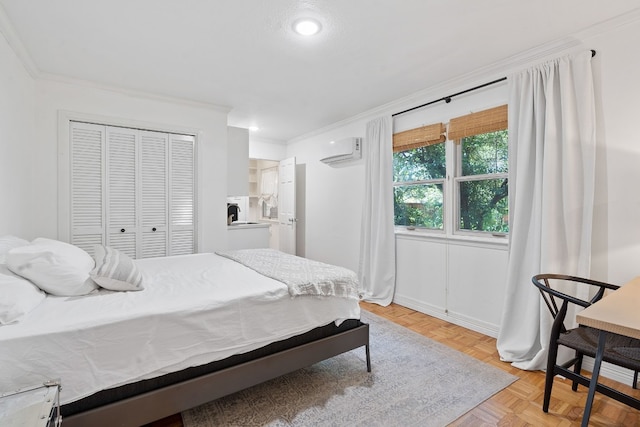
[1,1,639,142]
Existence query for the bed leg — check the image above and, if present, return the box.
[365,344,371,372]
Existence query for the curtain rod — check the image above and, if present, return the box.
[392,49,596,118]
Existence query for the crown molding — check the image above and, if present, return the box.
[0,3,230,113]
[288,37,583,144]
[0,3,39,77]
[249,135,288,146]
[572,6,640,40]
[39,72,232,113]
[289,8,640,144]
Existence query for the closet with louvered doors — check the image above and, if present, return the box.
[69,121,196,259]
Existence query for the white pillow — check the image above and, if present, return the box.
[0,264,46,325]
[90,245,143,291]
[0,235,30,264]
[6,237,98,296]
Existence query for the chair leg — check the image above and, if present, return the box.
[543,341,560,412]
[634,370,638,389]
[572,352,583,391]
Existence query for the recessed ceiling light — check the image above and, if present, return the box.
[293,18,322,36]
[249,126,259,132]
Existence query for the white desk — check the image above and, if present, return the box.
[576,276,640,426]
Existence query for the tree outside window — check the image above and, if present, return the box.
[456,130,508,234]
[393,142,445,229]
[392,109,508,236]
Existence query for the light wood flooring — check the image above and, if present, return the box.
[146,302,640,426]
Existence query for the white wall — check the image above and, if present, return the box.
[585,17,640,285]
[249,136,287,161]
[286,120,366,270]
[0,31,36,237]
[287,83,509,335]
[32,79,230,252]
[288,12,640,338]
[227,126,249,197]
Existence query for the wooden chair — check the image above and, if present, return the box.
[532,274,640,412]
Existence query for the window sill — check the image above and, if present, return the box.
[395,228,509,249]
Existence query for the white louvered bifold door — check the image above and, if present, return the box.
[140,131,168,258]
[105,126,139,258]
[169,134,196,255]
[70,122,105,257]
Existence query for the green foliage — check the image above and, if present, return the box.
[393,143,445,229]
[461,131,508,176]
[393,143,445,182]
[393,130,509,233]
[458,178,509,232]
[394,184,443,229]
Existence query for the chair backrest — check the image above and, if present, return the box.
[532,274,619,334]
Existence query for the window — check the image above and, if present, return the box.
[455,130,508,234]
[393,142,446,229]
[393,105,508,236]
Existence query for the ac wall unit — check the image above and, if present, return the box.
[320,137,362,166]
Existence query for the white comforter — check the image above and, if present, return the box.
[0,253,361,405]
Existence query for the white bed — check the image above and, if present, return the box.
[0,252,362,407]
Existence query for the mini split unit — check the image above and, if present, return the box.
[320,137,362,166]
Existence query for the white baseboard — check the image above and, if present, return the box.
[580,358,637,387]
[391,296,636,386]
[392,294,499,338]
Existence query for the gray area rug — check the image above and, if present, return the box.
[182,310,517,427]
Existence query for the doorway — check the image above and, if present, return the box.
[248,158,297,254]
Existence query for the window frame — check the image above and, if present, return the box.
[393,112,508,242]
[392,139,448,233]
[452,130,509,237]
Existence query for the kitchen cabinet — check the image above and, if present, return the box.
[227,127,249,196]
[227,223,270,249]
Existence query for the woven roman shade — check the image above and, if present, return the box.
[448,104,508,141]
[393,123,446,152]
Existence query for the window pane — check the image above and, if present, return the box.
[458,178,508,233]
[461,130,508,176]
[394,184,443,229]
[393,143,446,182]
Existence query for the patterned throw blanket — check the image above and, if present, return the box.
[216,248,361,300]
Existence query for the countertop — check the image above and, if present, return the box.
[227,222,271,230]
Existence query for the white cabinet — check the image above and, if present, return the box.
[227,126,249,196]
[227,224,270,250]
[249,159,258,199]
[393,234,508,337]
[69,121,196,259]
[105,126,139,256]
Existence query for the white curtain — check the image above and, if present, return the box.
[496,51,596,370]
[358,116,396,306]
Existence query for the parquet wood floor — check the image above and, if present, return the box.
[145,302,640,426]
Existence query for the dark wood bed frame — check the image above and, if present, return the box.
[61,321,370,427]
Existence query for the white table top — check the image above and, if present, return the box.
[576,276,640,340]
[0,384,59,427]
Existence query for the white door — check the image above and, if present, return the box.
[105,126,139,258]
[168,133,196,256]
[278,157,296,255]
[70,122,106,256]
[140,130,169,258]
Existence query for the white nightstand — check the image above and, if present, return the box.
[0,380,62,427]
